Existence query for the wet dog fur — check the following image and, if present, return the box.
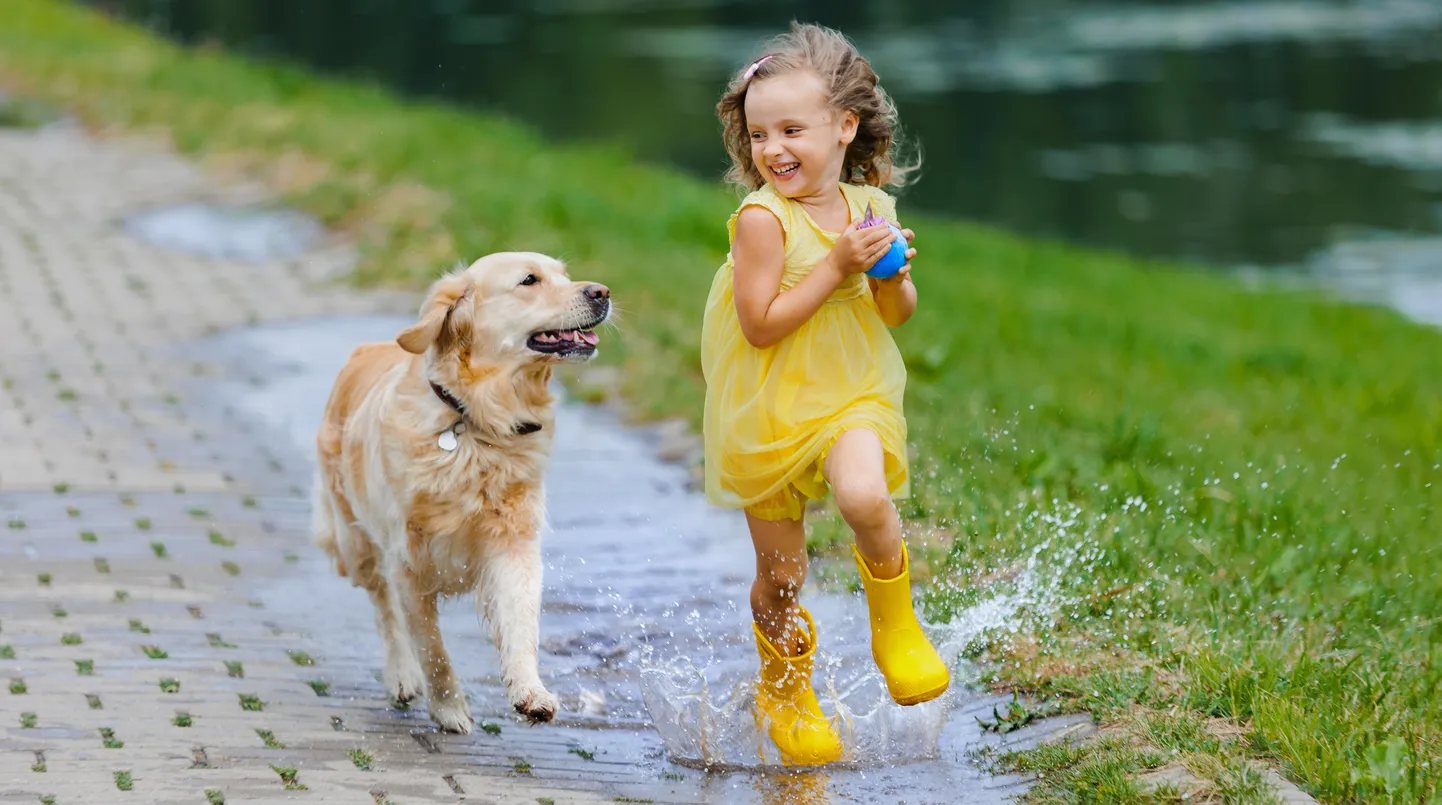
[310,252,610,732]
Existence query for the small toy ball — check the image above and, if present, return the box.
[858,203,908,279]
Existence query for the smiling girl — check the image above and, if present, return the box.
[700,22,949,765]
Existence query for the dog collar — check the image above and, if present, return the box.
[430,381,543,439]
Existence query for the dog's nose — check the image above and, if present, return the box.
[584,284,610,301]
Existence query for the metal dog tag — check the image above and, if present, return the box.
[437,428,458,452]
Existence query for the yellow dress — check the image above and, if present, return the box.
[701,181,909,521]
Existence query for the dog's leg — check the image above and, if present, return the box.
[479,538,558,722]
[405,578,472,733]
[368,567,429,706]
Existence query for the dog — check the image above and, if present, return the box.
[310,252,611,732]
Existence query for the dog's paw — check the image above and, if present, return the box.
[384,663,427,706]
[430,695,474,734]
[510,684,559,723]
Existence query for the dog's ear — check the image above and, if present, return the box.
[397,274,472,355]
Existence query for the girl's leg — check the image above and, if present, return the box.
[822,429,903,579]
[744,505,844,765]
[823,427,950,706]
[745,511,809,656]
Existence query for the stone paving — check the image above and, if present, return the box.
[0,117,1320,805]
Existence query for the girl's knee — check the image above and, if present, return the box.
[755,559,808,600]
[833,478,893,528]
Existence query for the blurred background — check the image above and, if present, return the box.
[88,0,1442,320]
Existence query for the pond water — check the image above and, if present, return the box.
[91,0,1442,317]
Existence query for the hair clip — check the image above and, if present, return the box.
[743,55,774,82]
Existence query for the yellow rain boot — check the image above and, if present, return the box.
[751,607,844,766]
[853,543,950,706]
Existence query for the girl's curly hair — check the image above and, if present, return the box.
[717,21,919,194]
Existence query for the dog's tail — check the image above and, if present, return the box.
[309,463,347,578]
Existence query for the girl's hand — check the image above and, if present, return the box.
[827,221,898,277]
[876,228,917,284]
[901,228,917,268]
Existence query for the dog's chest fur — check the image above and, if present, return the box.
[398,430,552,594]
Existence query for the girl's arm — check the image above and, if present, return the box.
[732,206,893,348]
[869,228,918,327]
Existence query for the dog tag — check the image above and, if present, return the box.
[437,427,458,452]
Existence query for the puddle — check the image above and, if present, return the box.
[123,202,325,262]
[187,314,1069,800]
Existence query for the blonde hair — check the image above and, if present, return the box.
[717,21,919,193]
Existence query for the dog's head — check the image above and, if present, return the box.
[396,252,611,367]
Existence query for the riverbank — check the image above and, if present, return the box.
[2,1,1438,801]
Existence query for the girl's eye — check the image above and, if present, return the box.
[520,274,538,286]
[750,132,764,141]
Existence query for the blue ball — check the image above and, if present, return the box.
[865,224,909,279]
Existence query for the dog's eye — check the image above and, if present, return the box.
[519,274,539,287]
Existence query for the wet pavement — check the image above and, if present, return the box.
[0,113,1101,803]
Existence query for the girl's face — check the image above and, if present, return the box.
[745,71,858,199]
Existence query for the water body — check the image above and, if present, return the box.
[90,0,1442,274]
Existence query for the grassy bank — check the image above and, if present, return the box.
[2,1,1439,801]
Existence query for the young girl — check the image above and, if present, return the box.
[701,23,949,766]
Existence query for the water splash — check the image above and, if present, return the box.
[636,553,1073,770]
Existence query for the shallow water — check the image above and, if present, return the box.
[124,202,325,262]
[188,313,1085,798]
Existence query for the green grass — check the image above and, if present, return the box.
[224,660,244,678]
[140,645,167,659]
[173,711,193,727]
[99,727,123,748]
[238,693,263,711]
[270,765,305,791]
[306,679,330,696]
[205,789,224,805]
[113,770,132,791]
[75,659,93,675]
[21,711,36,728]
[347,748,373,771]
[0,2,1439,800]
[981,712,1285,804]
[60,632,81,645]
[159,677,179,693]
[0,645,14,659]
[285,650,314,666]
[255,728,283,749]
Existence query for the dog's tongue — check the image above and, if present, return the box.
[579,331,599,346]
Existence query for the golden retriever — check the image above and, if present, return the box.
[310,252,611,732]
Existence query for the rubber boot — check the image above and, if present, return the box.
[751,606,844,766]
[853,542,950,705]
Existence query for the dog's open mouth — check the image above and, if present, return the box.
[527,328,600,355]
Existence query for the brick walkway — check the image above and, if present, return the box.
[0,118,1319,805]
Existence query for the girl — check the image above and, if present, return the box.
[701,22,949,766]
